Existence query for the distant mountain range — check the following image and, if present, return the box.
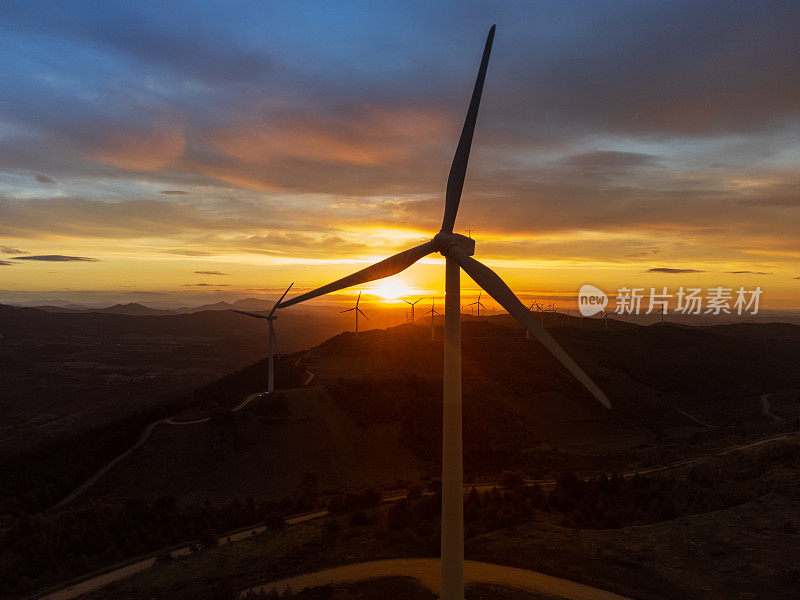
[18,298,279,316]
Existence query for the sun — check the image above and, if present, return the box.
[370,280,411,302]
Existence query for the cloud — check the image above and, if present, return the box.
[195,270,227,275]
[2,1,800,282]
[164,249,213,256]
[558,151,658,170]
[90,128,185,171]
[647,267,705,274]
[35,174,56,184]
[0,260,12,266]
[626,249,661,258]
[1,246,27,254]
[726,270,772,275]
[182,283,230,287]
[12,255,98,262]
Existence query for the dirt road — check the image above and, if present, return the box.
[241,558,633,599]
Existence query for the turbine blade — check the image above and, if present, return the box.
[269,282,294,317]
[340,307,356,313]
[234,310,267,319]
[440,25,495,234]
[278,240,435,308]
[357,290,361,308]
[450,246,610,409]
[357,308,369,320]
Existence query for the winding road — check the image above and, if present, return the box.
[241,558,632,599]
[38,429,798,600]
[50,419,163,510]
[164,392,263,425]
[38,509,329,600]
[51,392,267,509]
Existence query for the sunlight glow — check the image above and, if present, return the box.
[369,280,414,302]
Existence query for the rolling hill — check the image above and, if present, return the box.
[73,316,800,506]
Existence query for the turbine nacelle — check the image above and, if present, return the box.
[433,231,475,257]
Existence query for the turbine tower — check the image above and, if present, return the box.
[341,291,368,337]
[468,291,486,317]
[526,300,543,338]
[403,297,422,322]
[234,283,293,394]
[276,26,610,600]
[425,297,441,340]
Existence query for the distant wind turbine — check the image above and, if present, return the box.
[234,283,293,394]
[341,291,368,337]
[468,291,486,317]
[277,26,610,600]
[403,297,422,322]
[425,297,441,340]
[526,300,543,338]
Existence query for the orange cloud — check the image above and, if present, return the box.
[211,106,449,168]
[91,128,185,171]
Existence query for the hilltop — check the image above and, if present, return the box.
[72,316,800,506]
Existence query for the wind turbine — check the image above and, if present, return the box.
[425,297,441,340]
[277,26,610,600]
[468,291,486,317]
[341,291,368,337]
[526,300,543,338]
[403,297,423,322]
[234,283,293,394]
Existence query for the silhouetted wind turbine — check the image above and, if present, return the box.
[403,297,422,322]
[468,291,486,317]
[340,291,368,337]
[526,300,543,338]
[277,26,610,600]
[425,297,440,340]
[234,283,293,394]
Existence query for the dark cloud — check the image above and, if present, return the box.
[160,190,189,195]
[1,246,27,254]
[626,249,661,258]
[647,267,705,274]
[195,270,227,275]
[0,260,12,266]
[12,255,98,262]
[727,270,772,275]
[558,151,658,170]
[35,174,56,184]
[181,283,230,287]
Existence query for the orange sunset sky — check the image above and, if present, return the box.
[1,2,799,309]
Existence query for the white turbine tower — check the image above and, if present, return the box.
[403,297,423,322]
[468,291,486,317]
[277,26,610,600]
[341,291,368,337]
[425,297,441,340]
[234,283,293,394]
